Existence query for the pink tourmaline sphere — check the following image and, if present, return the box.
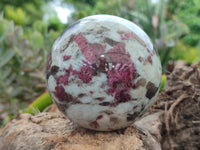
[46,15,162,131]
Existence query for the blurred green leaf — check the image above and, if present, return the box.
[0,20,10,41]
[47,16,65,32]
[5,32,17,46]
[0,48,15,67]
[30,31,44,50]
[25,92,53,115]
[129,11,149,26]
[0,67,11,80]
[33,20,47,35]
[169,41,200,64]
[160,74,166,92]
[5,5,27,25]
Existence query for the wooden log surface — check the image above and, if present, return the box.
[0,112,162,150]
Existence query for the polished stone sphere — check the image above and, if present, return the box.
[46,15,162,131]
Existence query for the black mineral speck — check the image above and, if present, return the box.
[54,100,68,114]
[78,93,86,98]
[127,112,139,121]
[110,117,118,124]
[104,37,119,46]
[51,66,59,76]
[145,81,159,99]
[136,78,146,87]
[60,35,75,52]
[65,92,74,103]
[99,102,110,106]
[141,103,145,111]
[98,59,109,73]
[95,97,105,101]
[46,65,59,79]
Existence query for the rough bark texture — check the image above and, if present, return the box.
[0,112,161,150]
[152,61,200,150]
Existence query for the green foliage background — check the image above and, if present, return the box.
[0,0,200,125]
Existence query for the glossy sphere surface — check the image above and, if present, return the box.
[46,15,162,131]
